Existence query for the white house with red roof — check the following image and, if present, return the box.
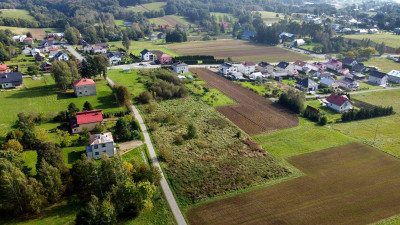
[23,37,34,45]
[325,59,342,71]
[338,68,350,75]
[71,110,103,133]
[73,78,97,97]
[86,132,116,160]
[311,62,326,71]
[326,93,352,113]
[293,60,308,72]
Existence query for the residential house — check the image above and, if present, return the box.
[293,60,311,72]
[157,33,166,39]
[241,30,256,40]
[342,58,358,67]
[240,61,256,75]
[35,53,46,62]
[82,43,93,53]
[155,52,173,64]
[219,63,239,75]
[13,35,27,42]
[70,110,103,134]
[0,64,10,74]
[279,32,294,40]
[320,78,338,89]
[296,78,318,92]
[249,72,264,80]
[140,49,155,61]
[319,72,334,79]
[338,68,350,75]
[325,59,342,71]
[48,50,58,58]
[86,132,116,160]
[355,29,368,35]
[257,62,274,74]
[352,64,365,72]
[326,93,352,113]
[368,71,388,86]
[50,51,69,62]
[369,28,379,34]
[31,48,41,56]
[40,40,54,48]
[171,62,189,74]
[73,78,97,97]
[148,33,158,41]
[40,62,52,71]
[21,47,32,55]
[349,72,366,80]
[290,39,305,47]
[23,37,34,45]
[231,72,244,80]
[92,45,108,54]
[311,62,327,71]
[337,77,359,90]
[0,72,23,89]
[388,70,400,83]
[160,25,170,31]
[103,52,124,65]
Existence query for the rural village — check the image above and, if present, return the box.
[1,0,400,225]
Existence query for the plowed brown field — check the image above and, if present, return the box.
[188,143,400,225]
[169,40,313,62]
[191,69,298,135]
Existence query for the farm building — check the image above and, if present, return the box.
[23,37,34,45]
[0,72,23,89]
[241,30,256,40]
[337,77,359,90]
[0,64,10,74]
[368,71,388,86]
[388,70,400,83]
[73,78,97,98]
[70,110,103,134]
[326,93,352,113]
[296,78,318,92]
[172,62,189,74]
[86,132,116,160]
[140,49,155,61]
[325,59,342,71]
[290,39,305,47]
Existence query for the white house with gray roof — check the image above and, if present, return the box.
[86,132,116,160]
[172,62,189,74]
[388,70,400,84]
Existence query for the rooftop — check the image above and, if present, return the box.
[89,132,114,145]
[327,93,350,106]
[76,110,103,125]
[73,78,95,87]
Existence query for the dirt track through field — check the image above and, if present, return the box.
[191,69,298,135]
[188,143,400,225]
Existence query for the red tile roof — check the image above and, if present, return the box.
[24,37,33,40]
[76,110,103,125]
[326,93,349,106]
[48,38,55,41]
[0,64,9,71]
[294,60,307,67]
[73,78,95,87]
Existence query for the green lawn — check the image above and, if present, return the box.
[122,146,145,163]
[115,19,124,27]
[43,28,64,33]
[107,69,148,99]
[344,33,400,49]
[253,118,357,160]
[234,81,268,95]
[330,89,400,157]
[210,12,235,23]
[149,17,168,26]
[4,54,37,73]
[0,76,123,138]
[305,100,342,122]
[187,80,237,107]
[358,80,385,91]
[255,11,285,23]
[0,9,36,22]
[363,58,400,73]
[108,40,178,57]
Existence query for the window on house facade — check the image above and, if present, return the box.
[95,152,99,155]
[94,145,98,149]
[102,144,106,147]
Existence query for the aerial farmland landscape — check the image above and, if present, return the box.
[1,0,400,225]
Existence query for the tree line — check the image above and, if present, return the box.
[341,106,394,122]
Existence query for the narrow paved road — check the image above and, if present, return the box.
[107,77,187,225]
[131,104,187,225]
[65,44,84,61]
[306,87,400,99]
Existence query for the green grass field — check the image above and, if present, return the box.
[122,146,145,163]
[330,89,400,156]
[108,40,178,57]
[305,100,342,122]
[0,9,36,22]
[363,58,400,73]
[4,54,36,73]
[255,11,285,23]
[344,33,400,49]
[253,118,357,160]
[187,80,237,107]
[0,76,123,138]
[107,69,148,99]
[210,12,235,23]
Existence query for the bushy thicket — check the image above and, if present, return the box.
[341,106,394,122]
[277,89,305,114]
[143,69,188,100]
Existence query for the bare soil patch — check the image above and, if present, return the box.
[191,68,298,135]
[188,143,400,225]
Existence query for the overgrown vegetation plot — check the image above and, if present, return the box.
[188,143,400,225]
[139,96,291,205]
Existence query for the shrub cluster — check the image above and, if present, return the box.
[341,106,394,122]
[277,89,305,114]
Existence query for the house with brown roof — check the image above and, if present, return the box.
[240,61,256,75]
[70,110,103,134]
[325,59,342,71]
[73,78,97,97]
[86,132,116,160]
[0,64,10,74]
[155,52,173,64]
[23,37,34,45]
[326,93,352,113]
